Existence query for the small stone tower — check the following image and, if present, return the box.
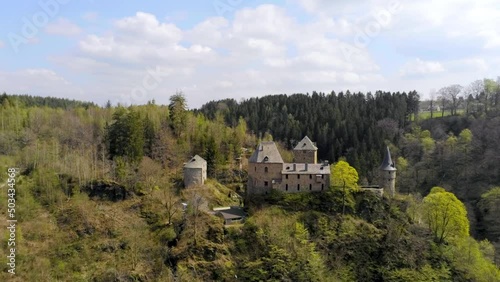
[379,146,397,197]
[183,155,207,188]
[293,136,318,164]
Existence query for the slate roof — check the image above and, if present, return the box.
[294,136,318,151]
[248,142,284,163]
[214,207,246,220]
[282,163,330,174]
[379,146,397,171]
[184,155,206,169]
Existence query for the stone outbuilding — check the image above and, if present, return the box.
[183,155,207,188]
[213,206,246,225]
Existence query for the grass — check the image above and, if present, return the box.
[413,109,465,121]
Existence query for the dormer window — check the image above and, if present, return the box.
[263,156,269,162]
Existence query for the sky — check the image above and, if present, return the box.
[0,0,499,108]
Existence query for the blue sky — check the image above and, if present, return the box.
[1,0,499,108]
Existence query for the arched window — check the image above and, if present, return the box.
[265,167,268,173]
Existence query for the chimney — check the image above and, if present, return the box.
[293,163,296,171]
[305,163,308,171]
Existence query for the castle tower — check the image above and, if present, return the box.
[379,146,397,197]
[247,142,284,195]
[293,136,318,164]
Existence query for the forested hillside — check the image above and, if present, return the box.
[1,90,500,281]
[199,90,420,181]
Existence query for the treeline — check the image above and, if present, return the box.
[1,92,97,109]
[0,92,253,191]
[198,90,420,181]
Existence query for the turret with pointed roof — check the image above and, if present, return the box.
[380,146,397,171]
[293,136,318,164]
[379,146,397,197]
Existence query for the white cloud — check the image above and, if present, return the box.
[445,58,489,73]
[12,1,495,108]
[52,7,383,107]
[399,58,445,77]
[82,12,98,22]
[45,18,82,36]
[479,30,500,49]
[0,68,84,100]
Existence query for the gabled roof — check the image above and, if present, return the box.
[248,142,284,163]
[184,155,206,168]
[294,136,318,151]
[379,146,397,171]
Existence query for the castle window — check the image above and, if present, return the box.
[298,175,300,179]
[254,166,256,172]
[309,174,312,179]
[286,174,288,179]
[265,167,268,173]
[264,181,269,187]
[297,184,300,191]
[309,184,312,190]
[321,175,324,179]
[285,184,288,191]
[321,184,324,190]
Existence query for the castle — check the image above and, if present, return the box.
[247,136,397,196]
[247,136,330,194]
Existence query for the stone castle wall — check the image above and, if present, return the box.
[294,150,317,164]
[184,167,204,188]
[279,173,329,193]
[247,163,283,194]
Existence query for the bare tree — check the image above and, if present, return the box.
[191,193,204,246]
[160,187,180,226]
[429,89,436,119]
[438,85,463,116]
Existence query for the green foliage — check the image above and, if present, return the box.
[169,92,188,137]
[2,93,500,281]
[105,108,145,163]
[331,160,359,190]
[444,237,500,281]
[199,91,418,178]
[423,187,469,243]
[384,264,451,281]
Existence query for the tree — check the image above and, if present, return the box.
[154,185,180,226]
[478,188,500,250]
[423,187,469,243]
[484,78,500,112]
[331,160,359,190]
[204,136,220,178]
[105,108,145,163]
[169,92,187,137]
[438,85,463,116]
[429,89,436,119]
